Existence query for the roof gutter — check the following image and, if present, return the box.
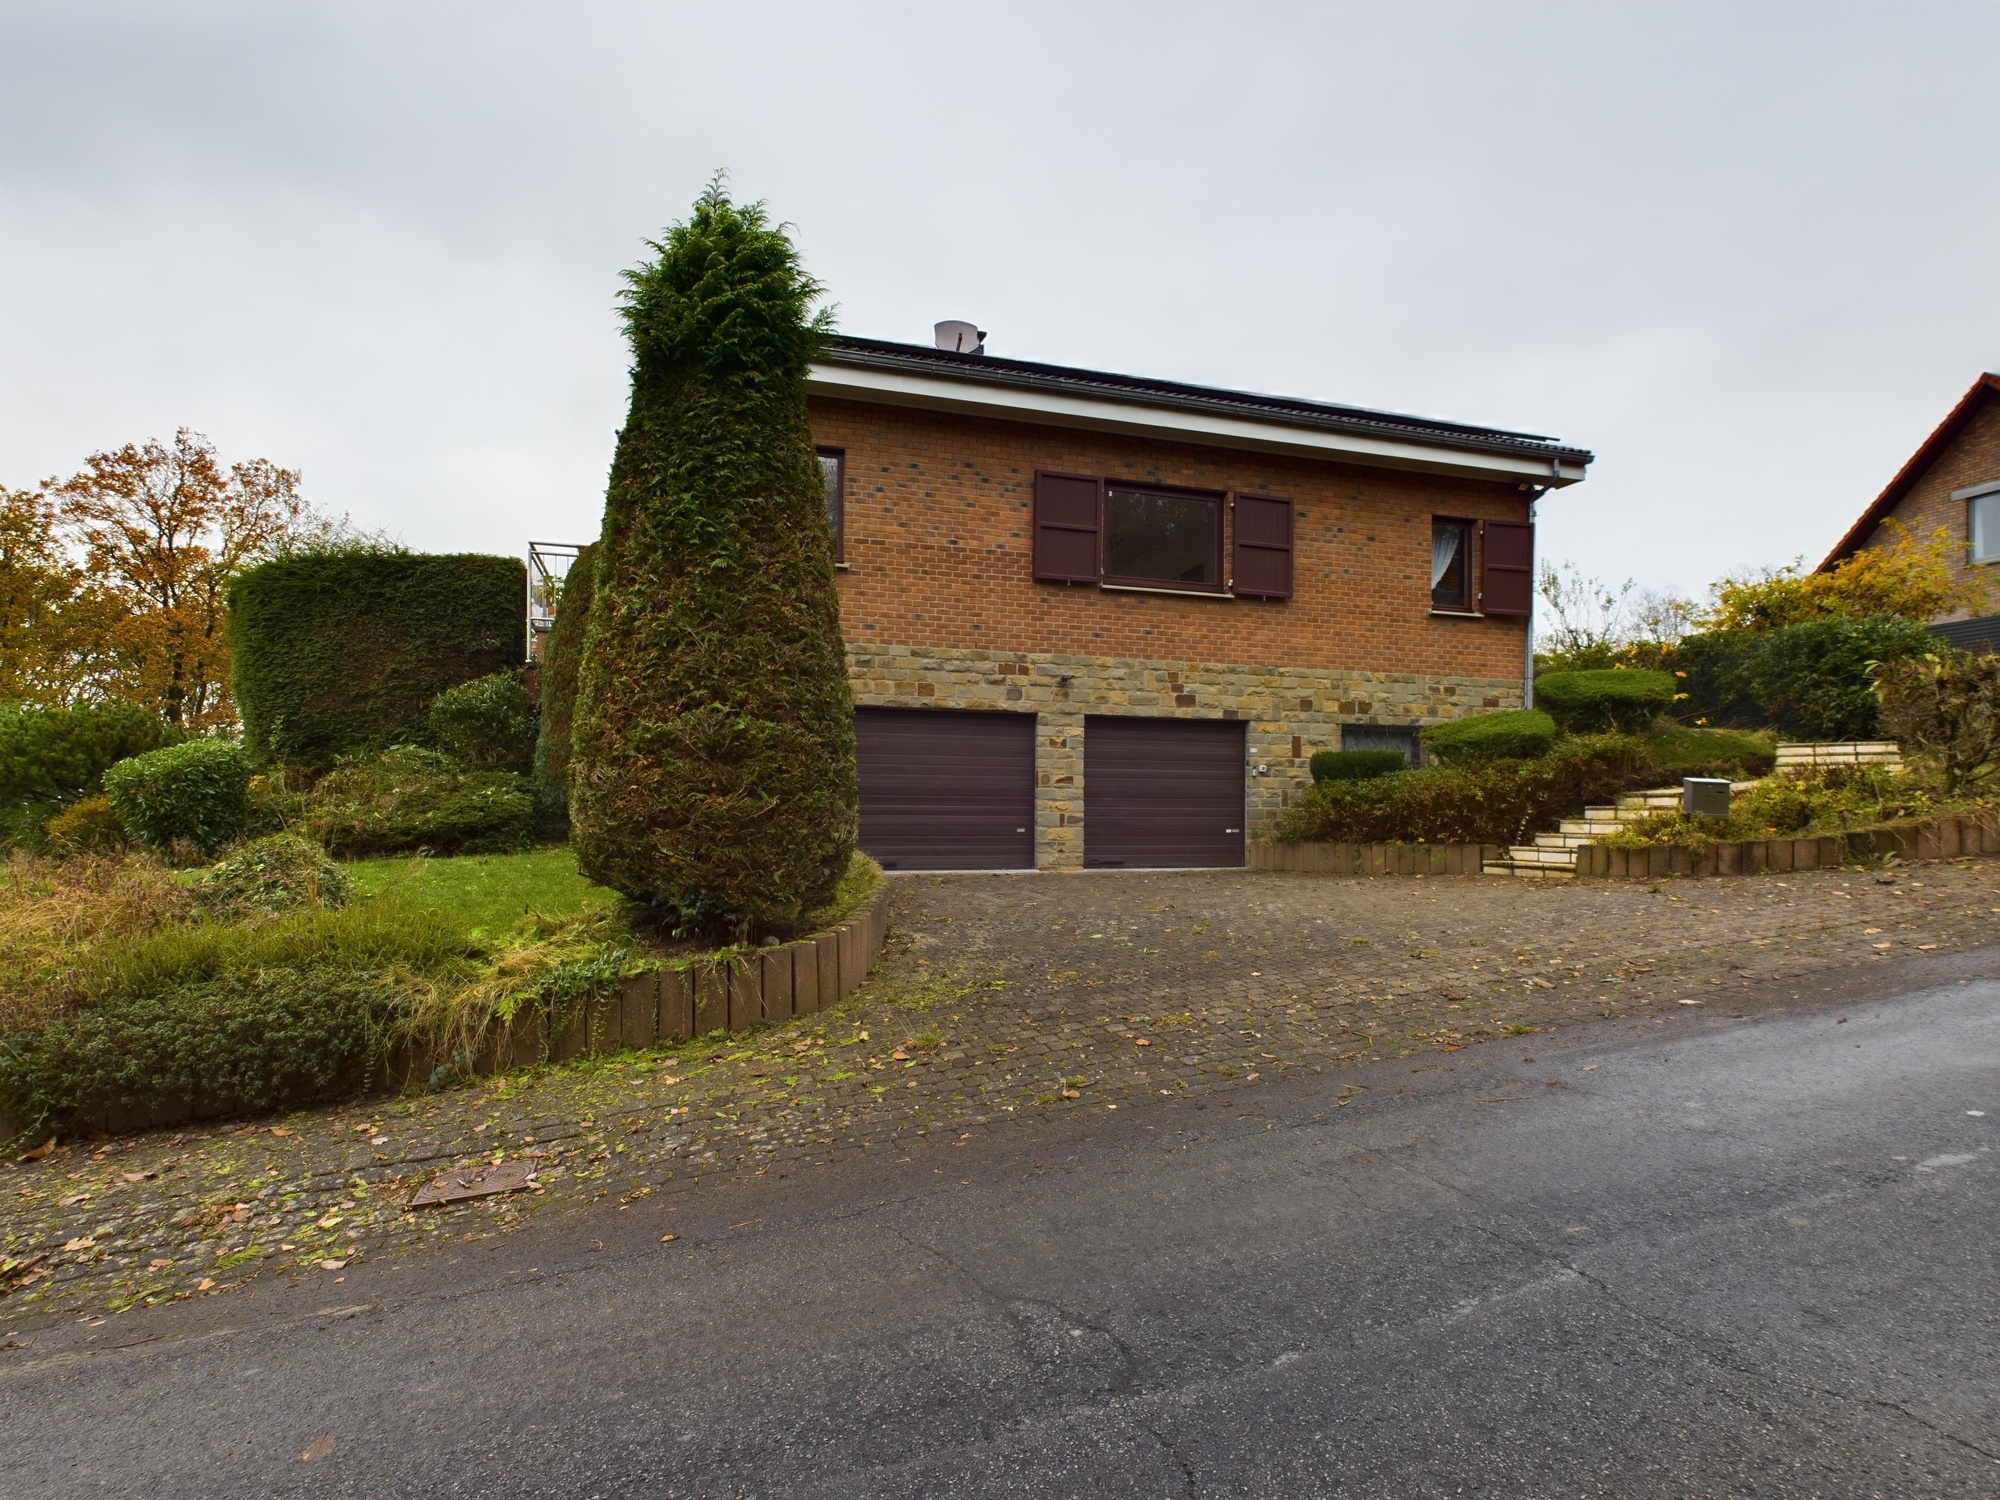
[807,360,1590,489]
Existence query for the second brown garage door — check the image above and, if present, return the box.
[855,708,1036,871]
[1083,716,1246,868]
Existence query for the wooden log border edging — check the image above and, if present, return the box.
[1572,808,2000,879]
[549,880,893,1061]
[1249,842,1503,876]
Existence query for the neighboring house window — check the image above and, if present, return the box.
[1431,518,1474,610]
[1103,487,1224,591]
[1969,486,2000,564]
[817,449,844,563]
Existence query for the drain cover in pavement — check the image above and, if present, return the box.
[410,1160,535,1207]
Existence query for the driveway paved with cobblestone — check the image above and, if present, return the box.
[6,858,2000,1330]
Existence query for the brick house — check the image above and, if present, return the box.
[1821,372,2000,648]
[807,328,1592,871]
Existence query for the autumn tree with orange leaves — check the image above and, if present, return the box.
[9,430,370,730]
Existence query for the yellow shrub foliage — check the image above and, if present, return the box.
[1707,523,1985,632]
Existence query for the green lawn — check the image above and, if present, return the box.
[1640,725,1776,777]
[346,846,622,939]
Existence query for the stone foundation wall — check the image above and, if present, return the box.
[848,643,1522,868]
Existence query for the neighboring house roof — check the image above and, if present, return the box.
[809,336,1593,490]
[1820,372,2000,569]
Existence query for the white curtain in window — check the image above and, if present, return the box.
[1431,526,1461,589]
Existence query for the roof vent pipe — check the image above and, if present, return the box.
[934,320,986,355]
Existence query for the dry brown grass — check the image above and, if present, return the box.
[0,850,193,1028]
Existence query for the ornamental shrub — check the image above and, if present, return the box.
[1309,749,1407,783]
[1875,651,2000,795]
[303,746,532,858]
[1277,734,1658,846]
[1748,614,1936,741]
[0,702,181,847]
[1420,709,1557,765]
[1532,670,1677,734]
[531,541,597,830]
[428,670,538,774]
[42,796,128,854]
[102,740,253,857]
[227,551,526,772]
[197,833,350,918]
[569,185,857,938]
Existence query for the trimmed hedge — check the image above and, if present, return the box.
[0,968,390,1139]
[1310,749,1407,783]
[1278,735,1658,846]
[102,740,254,856]
[1420,709,1557,764]
[568,187,857,937]
[0,702,181,846]
[532,541,596,829]
[303,747,533,857]
[227,552,526,771]
[1533,670,1678,733]
[429,670,538,774]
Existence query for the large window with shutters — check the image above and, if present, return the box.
[1033,472,1292,598]
[1430,518,1474,611]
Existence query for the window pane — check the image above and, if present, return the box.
[818,452,842,555]
[1972,493,2000,563]
[1431,520,1469,608]
[1104,489,1217,586]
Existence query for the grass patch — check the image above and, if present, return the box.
[1639,726,1776,778]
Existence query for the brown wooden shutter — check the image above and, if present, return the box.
[1033,472,1101,583]
[1481,519,1534,616]
[1232,494,1294,598]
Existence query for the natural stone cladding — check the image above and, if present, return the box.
[848,642,1521,868]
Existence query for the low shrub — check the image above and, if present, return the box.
[42,796,128,855]
[1602,765,1949,848]
[428,670,539,774]
[1533,669,1678,734]
[1639,725,1777,781]
[102,740,253,857]
[1278,734,1658,846]
[0,703,180,847]
[1310,749,1407,783]
[1420,709,1557,765]
[1874,651,2000,795]
[303,746,533,857]
[197,834,350,918]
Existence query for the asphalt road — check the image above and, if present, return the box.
[7,962,1998,1498]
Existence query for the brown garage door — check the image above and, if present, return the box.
[1084,716,1245,868]
[855,708,1036,870]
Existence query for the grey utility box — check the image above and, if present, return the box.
[1683,777,1732,819]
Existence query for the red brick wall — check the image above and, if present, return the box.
[810,398,1535,678]
[1857,400,2000,621]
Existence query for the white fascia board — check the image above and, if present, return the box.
[807,363,1585,487]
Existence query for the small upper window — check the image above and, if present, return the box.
[817,449,844,563]
[1103,487,1222,590]
[1431,519,1474,610]
[1970,490,2000,564]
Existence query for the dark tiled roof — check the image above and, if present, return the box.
[1821,372,2000,569]
[821,336,1593,471]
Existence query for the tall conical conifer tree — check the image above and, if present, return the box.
[569,184,856,935]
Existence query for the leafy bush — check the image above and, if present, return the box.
[1639,725,1776,781]
[303,746,533,857]
[42,796,128,854]
[0,702,180,847]
[428,670,538,774]
[197,833,350,917]
[1748,615,1937,741]
[1278,735,1658,846]
[1420,709,1557,765]
[532,541,596,830]
[102,739,253,857]
[227,551,527,772]
[0,967,393,1140]
[569,185,857,941]
[1533,669,1678,733]
[1310,749,1407,783]
[1875,651,2000,794]
[1603,765,1948,849]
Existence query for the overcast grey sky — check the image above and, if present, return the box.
[3,1,1996,599]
